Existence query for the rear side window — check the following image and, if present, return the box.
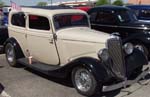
[11,12,25,27]
[96,12,117,25]
[89,12,97,23]
[29,15,50,30]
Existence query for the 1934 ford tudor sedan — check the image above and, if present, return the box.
[4,6,149,96]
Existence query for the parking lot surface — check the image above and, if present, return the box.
[0,54,150,97]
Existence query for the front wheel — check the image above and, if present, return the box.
[5,43,18,67]
[72,67,101,96]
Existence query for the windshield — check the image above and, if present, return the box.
[53,14,89,30]
[139,9,150,19]
[116,10,137,23]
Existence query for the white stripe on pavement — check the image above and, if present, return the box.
[1,91,11,97]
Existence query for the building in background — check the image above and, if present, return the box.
[128,0,150,5]
[49,0,97,7]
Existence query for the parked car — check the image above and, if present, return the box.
[74,6,91,12]
[0,13,8,53]
[88,5,150,59]
[127,5,150,22]
[5,6,149,96]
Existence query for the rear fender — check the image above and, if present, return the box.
[4,37,24,58]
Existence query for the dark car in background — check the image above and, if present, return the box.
[127,5,150,22]
[88,5,150,58]
[0,21,8,54]
[0,7,10,53]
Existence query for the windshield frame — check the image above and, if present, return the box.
[52,13,90,31]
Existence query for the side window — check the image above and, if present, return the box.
[29,15,50,30]
[95,11,117,25]
[11,12,25,27]
[95,12,103,23]
[89,12,97,23]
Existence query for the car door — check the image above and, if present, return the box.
[9,12,28,56]
[26,14,59,65]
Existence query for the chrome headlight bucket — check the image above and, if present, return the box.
[123,43,134,55]
[98,49,109,61]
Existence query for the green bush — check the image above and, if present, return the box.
[112,0,124,6]
[96,0,109,6]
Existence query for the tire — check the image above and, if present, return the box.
[5,43,18,67]
[72,67,101,96]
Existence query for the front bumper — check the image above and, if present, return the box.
[102,66,150,92]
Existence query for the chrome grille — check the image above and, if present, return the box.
[107,37,126,79]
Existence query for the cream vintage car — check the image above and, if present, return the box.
[4,6,149,96]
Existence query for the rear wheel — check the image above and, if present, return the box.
[5,43,18,67]
[72,67,101,96]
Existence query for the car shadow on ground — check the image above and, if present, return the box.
[24,67,150,97]
[0,64,4,68]
[24,67,122,97]
[0,83,4,94]
[24,67,73,87]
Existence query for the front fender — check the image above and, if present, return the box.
[123,32,150,44]
[125,48,148,77]
[77,58,108,82]
[62,57,108,83]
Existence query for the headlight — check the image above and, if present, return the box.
[123,43,134,55]
[98,49,109,61]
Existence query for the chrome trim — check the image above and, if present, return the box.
[91,23,150,30]
[107,37,126,79]
[75,68,93,92]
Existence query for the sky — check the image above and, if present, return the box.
[2,0,128,6]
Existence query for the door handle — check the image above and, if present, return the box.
[49,38,54,44]
[25,34,27,38]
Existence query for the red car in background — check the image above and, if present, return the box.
[0,8,3,17]
[74,6,91,12]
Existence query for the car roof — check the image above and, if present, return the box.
[88,5,130,13]
[26,6,72,10]
[92,5,129,10]
[10,6,86,17]
[127,5,150,10]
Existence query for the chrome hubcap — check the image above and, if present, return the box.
[75,69,92,92]
[7,45,15,63]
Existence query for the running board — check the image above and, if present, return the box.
[17,58,60,74]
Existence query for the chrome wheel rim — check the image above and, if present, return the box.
[74,68,92,92]
[7,45,15,63]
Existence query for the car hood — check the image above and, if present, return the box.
[120,21,150,29]
[57,27,110,43]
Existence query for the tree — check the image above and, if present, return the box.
[112,0,124,6]
[37,2,47,6]
[96,0,109,6]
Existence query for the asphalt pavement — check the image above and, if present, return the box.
[0,54,150,97]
